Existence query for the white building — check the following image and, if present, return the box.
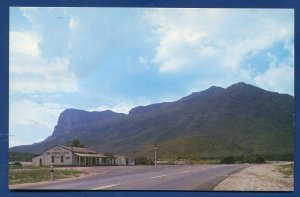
[113,155,126,166]
[32,145,135,166]
[32,145,106,166]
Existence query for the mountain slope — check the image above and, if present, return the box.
[10,82,294,160]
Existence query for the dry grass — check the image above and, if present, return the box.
[277,163,294,177]
[9,167,83,185]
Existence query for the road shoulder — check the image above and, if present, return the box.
[213,162,294,191]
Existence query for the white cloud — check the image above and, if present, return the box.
[254,61,294,95]
[145,8,294,94]
[9,100,72,147]
[150,9,291,71]
[19,7,38,23]
[10,31,41,57]
[254,37,294,95]
[138,56,149,68]
[90,101,137,114]
[9,31,78,93]
[255,65,293,94]
[152,26,208,72]
[146,9,293,69]
[69,18,77,30]
[9,136,27,148]
[89,99,153,114]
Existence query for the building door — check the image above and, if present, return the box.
[39,159,42,166]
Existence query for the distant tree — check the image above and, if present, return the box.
[135,156,153,165]
[65,139,85,147]
[103,152,115,165]
[9,152,38,162]
[254,155,265,163]
[13,161,22,168]
[220,156,235,164]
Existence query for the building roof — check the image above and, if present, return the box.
[114,154,126,158]
[59,145,98,154]
[74,153,106,157]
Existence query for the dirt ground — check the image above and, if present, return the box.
[213,162,294,191]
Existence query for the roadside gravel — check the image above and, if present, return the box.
[213,162,294,191]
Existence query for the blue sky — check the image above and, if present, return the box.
[9,8,294,147]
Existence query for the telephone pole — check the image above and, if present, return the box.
[152,145,158,166]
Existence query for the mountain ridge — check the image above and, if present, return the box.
[10,82,294,160]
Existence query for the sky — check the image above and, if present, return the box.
[9,8,294,147]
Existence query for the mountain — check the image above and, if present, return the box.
[46,109,126,141]
[10,82,294,160]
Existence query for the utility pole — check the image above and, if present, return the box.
[152,145,158,166]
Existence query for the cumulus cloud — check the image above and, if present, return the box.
[9,30,78,93]
[153,27,207,72]
[88,98,153,114]
[9,100,72,147]
[90,101,141,114]
[255,65,293,94]
[10,8,78,94]
[147,9,293,71]
[10,31,41,57]
[92,102,134,114]
[254,52,294,95]
[145,8,294,94]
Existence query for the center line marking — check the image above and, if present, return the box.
[151,175,167,179]
[92,184,119,190]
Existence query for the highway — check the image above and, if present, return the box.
[11,164,249,190]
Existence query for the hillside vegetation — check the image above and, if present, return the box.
[9,152,38,162]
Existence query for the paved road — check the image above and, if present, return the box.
[11,164,249,190]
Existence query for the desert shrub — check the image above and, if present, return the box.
[220,156,235,164]
[262,154,293,161]
[242,155,265,163]
[220,155,265,164]
[135,157,153,165]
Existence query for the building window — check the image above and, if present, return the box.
[61,156,64,163]
[51,156,55,163]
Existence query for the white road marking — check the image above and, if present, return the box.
[182,170,192,173]
[92,184,119,190]
[151,175,167,179]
